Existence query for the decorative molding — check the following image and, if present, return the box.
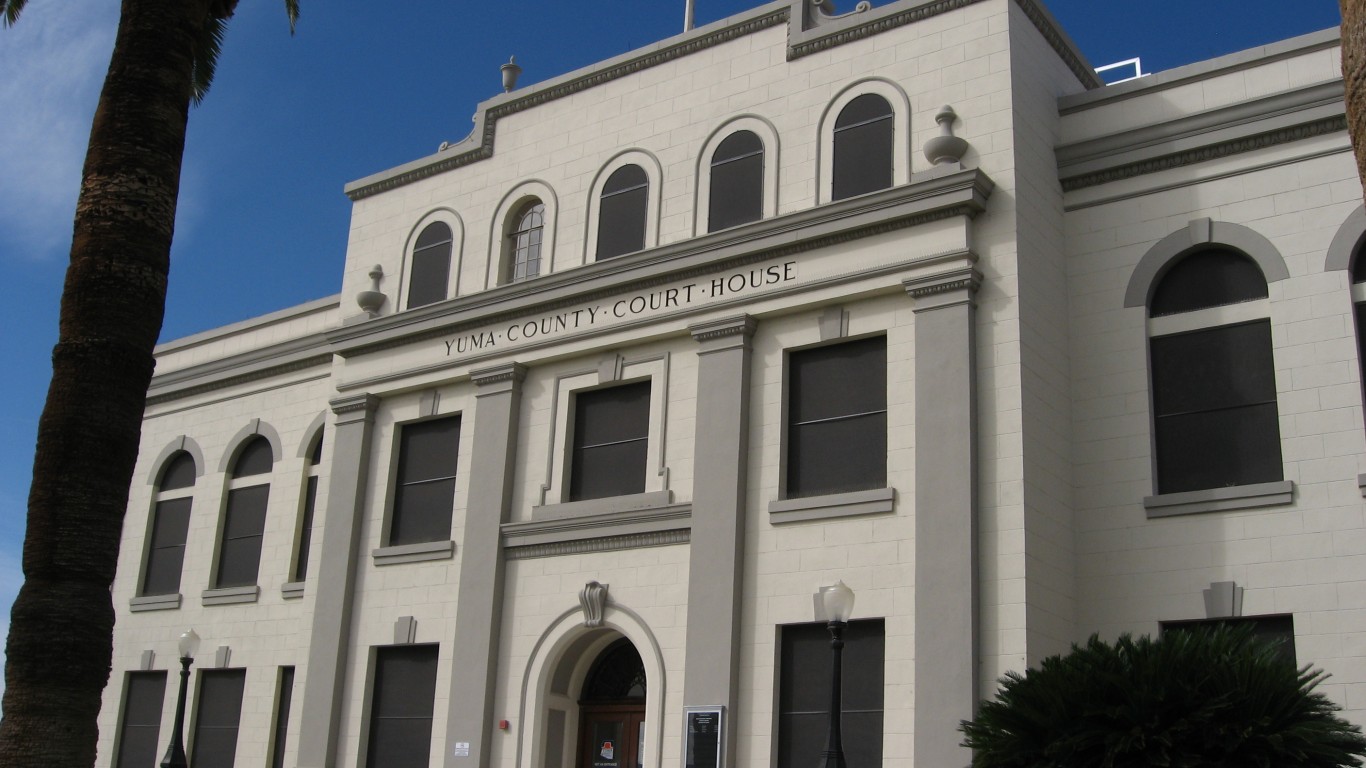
[579,581,609,627]
[1008,0,1103,89]
[689,314,758,343]
[505,529,691,560]
[512,498,690,549]
[395,616,417,644]
[1203,581,1244,619]
[903,266,983,309]
[330,392,380,424]
[1062,115,1346,192]
[145,348,333,406]
[214,646,232,669]
[140,650,155,671]
[470,361,528,388]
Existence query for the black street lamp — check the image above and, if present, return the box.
[819,581,855,768]
[161,628,201,768]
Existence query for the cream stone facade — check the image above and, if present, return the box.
[96,1,1366,767]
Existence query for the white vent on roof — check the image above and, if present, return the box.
[1096,57,1149,85]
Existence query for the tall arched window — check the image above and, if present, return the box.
[832,93,893,201]
[140,451,197,598]
[407,222,453,309]
[1352,250,1366,405]
[1148,249,1282,494]
[597,165,648,260]
[214,436,274,589]
[290,430,323,584]
[506,200,545,282]
[708,131,764,232]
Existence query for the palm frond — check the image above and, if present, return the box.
[2,0,28,27]
[284,0,299,34]
[190,13,229,104]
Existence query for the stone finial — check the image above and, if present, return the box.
[809,0,872,26]
[923,105,970,167]
[579,581,609,627]
[501,56,523,93]
[357,264,386,317]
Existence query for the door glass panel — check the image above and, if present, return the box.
[591,720,623,768]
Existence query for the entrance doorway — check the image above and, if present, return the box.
[576,639,646,768]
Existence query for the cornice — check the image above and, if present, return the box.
[145,333,333,406]
[505,530,691,560]
[689,314,758,342]
[1009,0,1103,89]
[328,168,994,359]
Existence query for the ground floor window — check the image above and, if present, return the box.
[366,644,439,768]
[777,619,884,767]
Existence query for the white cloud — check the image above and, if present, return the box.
[0,0,118,264]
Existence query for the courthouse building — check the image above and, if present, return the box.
[96,0,1366,766]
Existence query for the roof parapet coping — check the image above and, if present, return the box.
[154,294,341,355]
[1060,26,1342,113]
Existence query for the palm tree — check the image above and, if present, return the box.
[1345,0,1366,196]
[0,0,297,763]
[960,626,1366,768]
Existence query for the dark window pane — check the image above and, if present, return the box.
[1150,320,1282,493]
[142,497,190,596]
[1357,303,1366,401]
[368,645,438,768]
[309,431,324,465]
[232,436,274,478]
[787,338,887,497]
[294,475,318,582]
[570,382,650,501]
[598,165,648,260]
[778,620,884,768]
[191,670,245,768]
[407,222,453,309]
[709,133,764,232]
[115,672,166,768]
[832,94,893,201]
[159,451,197,491]
[1162,615,1296,665]
[583,641,647,701]
[1353,246,1366,284]
[215,485,268,588]
[391,417,460,545]
[271,667,295,768]
[1150,249,1268,316]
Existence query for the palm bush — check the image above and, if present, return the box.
[960,625,1366,767]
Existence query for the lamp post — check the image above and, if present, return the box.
[819,581,855,768]
[161,628,200,768]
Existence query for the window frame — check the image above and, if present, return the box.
[113,670,167,768]
[383,413,462,550]
[362,644,440,768]
[698,121,777,234]
[817,80,910,204]
[584,151,662,263]
[285,427,324,592]
[568,380,652,502]
[211,435,275,591]
[138,451,198,601]
[489,181,558,287]
[188,668,247,768]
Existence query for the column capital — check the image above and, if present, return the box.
[689,314,757,352]
[903,267,982,312]
[329,393,379,424]
[471,362,527,395]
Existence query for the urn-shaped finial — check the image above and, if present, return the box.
[923,105,970,167]
[501,56,523,93]
[357,264,387,317]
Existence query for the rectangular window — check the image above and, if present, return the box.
[215,484,269,588]
[787,337,887,498]
[570,381,650,501]
[270,666,296,768]
[114,671,166,768]
[777,619,884,768]
[1161,615,1296,665]
[390,416,461,545]
[190,669,246,768]
[142,498,191,595]
[1150,320,1282,494]
[367,645,439,768]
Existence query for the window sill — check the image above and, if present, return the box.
[130,593,181,612]
[372,540,455,566]
[506,493,690,554]
[1143,480,1294,518]
[201,585,260,606]
[768,487,897,524]
[281,581,305,599]
[532,490,675,520]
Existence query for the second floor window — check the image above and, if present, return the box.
[597,165,649,260]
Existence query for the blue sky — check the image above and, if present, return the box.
[0,0,1347,688]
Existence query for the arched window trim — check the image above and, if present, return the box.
[133,447,201,606]
[694,115,780,236]
[816,79,910,205]
[145,435,205,486]
[1129,220,1294,516]
[583,150,663,264]
[219,419,283,473]
[488,180,559,288]
[399,209,465,310]
[1325,206,1366,447]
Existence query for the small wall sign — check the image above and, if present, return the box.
[683,706,725,768]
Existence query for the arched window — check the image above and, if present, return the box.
[832,93,893,201]
[1147,249,1282,494]
[140,451,197,597]
[1352,251,1366,408]
[407,222,453,309]
[506,200,545,282]
[214,436,274,589]
[596,165,649,260]
[708,131,764,232]
[290,430,323,584]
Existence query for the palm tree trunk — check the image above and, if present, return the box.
[0,0,213,762]
[1344,0,1366,196]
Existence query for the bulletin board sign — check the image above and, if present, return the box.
[683,706,725,768]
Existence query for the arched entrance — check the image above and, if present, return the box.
[576,639,646,768]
